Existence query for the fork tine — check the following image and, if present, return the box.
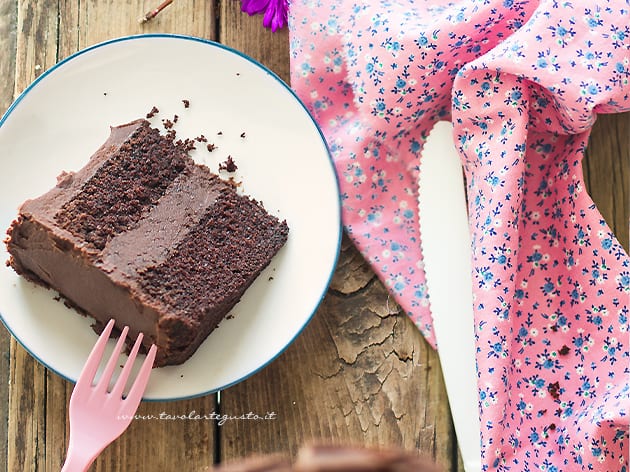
[123,344,157,407]
[109,332,144,399]
[76,319,116,388]
[94,325,129,394]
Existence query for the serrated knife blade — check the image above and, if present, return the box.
[418,121,481,471]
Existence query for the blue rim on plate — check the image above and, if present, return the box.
[0,33,342,401]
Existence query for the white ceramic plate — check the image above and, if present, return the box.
[0,34,341,401]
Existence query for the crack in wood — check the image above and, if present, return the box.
[327,274,378,299]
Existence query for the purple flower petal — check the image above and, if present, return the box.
[241,0,269,16]
[261,0,287,32]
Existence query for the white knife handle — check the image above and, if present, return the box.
[418,121,481,472]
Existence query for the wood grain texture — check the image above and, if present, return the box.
[7,338,47,471]
[0,0,16,114]
[13,0,58,93]
[219,237,460,471]
[583,112,630,251]
[219,0,290,83]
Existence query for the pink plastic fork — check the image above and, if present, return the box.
[61,319,157,472]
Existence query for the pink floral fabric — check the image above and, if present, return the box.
[288,0,629,470]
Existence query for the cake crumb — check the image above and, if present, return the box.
[173,114,179,123]
[547,381,561,400]
[558,345,570,356]
[56,171,75,188]
[219,155,238,172]
[182,99,190,108]
[146,106,159,119]
[240,132,246,138]
[217,131,223,135]
[226,313,235,320]
[195,135,208,143]
[103,92,107,96]
[226,177,241,188]
[176,138,196,152]
[206,143,216,152]
[163,118,174,129]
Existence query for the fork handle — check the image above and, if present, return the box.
[61,440,103,472]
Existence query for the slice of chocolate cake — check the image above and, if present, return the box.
[5,119,288,367]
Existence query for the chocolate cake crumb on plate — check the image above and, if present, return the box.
[219,155,238,173]
[146,106,159,118]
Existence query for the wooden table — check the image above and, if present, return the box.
[0,1,627,471]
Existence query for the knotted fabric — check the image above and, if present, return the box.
[288,0,629,469]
